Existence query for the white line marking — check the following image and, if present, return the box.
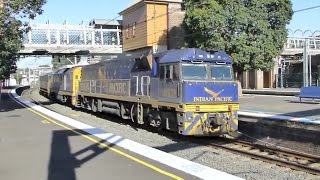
[10,89,243,180]
[241,94,297,98]
[238,111,320,125]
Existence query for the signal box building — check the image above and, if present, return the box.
[119,0,185,54]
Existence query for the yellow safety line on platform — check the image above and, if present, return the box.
[10,94,183,180]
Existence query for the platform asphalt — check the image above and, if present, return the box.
[239,94,320,122]
[0,89,198,180]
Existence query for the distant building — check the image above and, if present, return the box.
[119,0,184,54]
[89,19,122,30]
[16,65,52,87]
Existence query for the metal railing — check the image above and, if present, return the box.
[22,23,122,48]
[285,37,320,50]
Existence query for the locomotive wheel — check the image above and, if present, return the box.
[97,99,103,112]
[91,99,98,113]
[130,103,144,125]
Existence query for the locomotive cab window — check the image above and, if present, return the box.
[182,63,208,80]
[165,65,171,79]
[211,64,233,81]
[173,64,180,80]
[159,64,180,81]
[160,65,165,79]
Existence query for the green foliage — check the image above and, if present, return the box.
[183,0,293,72]
[0,0,46,80]
[13,71,22,84]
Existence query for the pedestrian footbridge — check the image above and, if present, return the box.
[20,22,320,56]
[282,37,320,56]
[20,23,122,55]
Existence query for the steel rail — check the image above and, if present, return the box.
[201,139,320,175]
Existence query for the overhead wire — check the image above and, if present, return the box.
[293,5,320,13]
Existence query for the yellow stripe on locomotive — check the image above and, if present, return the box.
[178,104,239,136]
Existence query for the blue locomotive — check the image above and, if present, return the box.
[40,48,239,136]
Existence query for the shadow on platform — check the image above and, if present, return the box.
[0,91,26,112]
[48,128,124,180]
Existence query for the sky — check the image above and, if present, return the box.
[289,0,320,36]
[17,0,320,68]
[32,0,133,24]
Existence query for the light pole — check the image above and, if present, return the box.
[309,54,312,86]
[303,38,309,87]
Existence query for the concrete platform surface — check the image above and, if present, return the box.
[0,88,243,180]
[239,94,320,121]
[0,90,187,180]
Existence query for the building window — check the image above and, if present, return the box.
[126,24,129,39]
[132,22,136,37]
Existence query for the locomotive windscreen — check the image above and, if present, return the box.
[211,64,233,81]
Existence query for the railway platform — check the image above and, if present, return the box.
[242,88,299,96]
[238,91,320,158]
[0,88,243,180]
[239,93,320,124]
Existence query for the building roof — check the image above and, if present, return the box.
[119,0,182,15]
[155,48,233,64]
[89,19,123,26]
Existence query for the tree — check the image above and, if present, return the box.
[0,0,46,81]
[13,71,22,85]
[183,0,293,73]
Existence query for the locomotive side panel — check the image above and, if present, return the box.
[39,73,51,96]
[50,68,69,96]
[65,68,74,93]
[39,74,48,91]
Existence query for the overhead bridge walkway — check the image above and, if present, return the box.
[282,37,320,56]
[20,23,123,55]
[19,22,320,56]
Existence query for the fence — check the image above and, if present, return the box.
[275,73,320,88]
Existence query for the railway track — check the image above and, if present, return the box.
[22,87,43,105]
[196,137,320,175]
[23,87,320,176]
